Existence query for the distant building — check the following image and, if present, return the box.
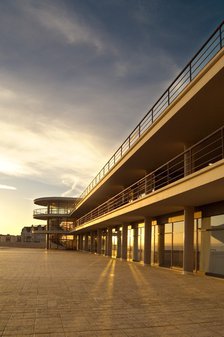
[0,234,21,243]
[0,225,46,248]
[21,225,46,243]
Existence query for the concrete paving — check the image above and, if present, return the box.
[0,247,224,337]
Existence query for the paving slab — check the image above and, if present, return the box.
[0,247,224,337]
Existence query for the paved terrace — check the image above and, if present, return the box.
[0,248,224,337]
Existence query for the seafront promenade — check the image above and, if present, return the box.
[0,248,224,337]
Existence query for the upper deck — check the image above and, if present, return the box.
[71,22,224,219]
[33,197,78,220]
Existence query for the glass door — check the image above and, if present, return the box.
[138,225,144,262]
[163,223,172,267]
[112,234,117,258]
[127,227,133,261]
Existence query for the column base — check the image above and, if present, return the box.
[182,270,194,275]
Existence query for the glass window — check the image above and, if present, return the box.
[172,221,184,268]
[194,219,201,271]
[112,235,117,258]
[208,215,224,276]
[165,223,172,233]
[164,225,172,268]
[102,235,106,255]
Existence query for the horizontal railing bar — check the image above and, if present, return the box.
[33,208,72,215]
[191,42,220,76]
[191,33,220,66]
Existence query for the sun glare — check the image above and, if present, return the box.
[0,184,16,190]
[0,156,22,175]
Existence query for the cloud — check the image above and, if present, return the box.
[0,118,107,195]
[0,47,180,197]
[0,87,18,100]
[0,184,16,190]
[0,155,35,177]
[0,0,205,201]
[22,1,106,52]
[61,175,79,197]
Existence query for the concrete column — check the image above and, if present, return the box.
[200,217,211,273]
[107,227,112,257]
[158,224,165,266]
[121,224,128,260]
[76,235,79,251]
[183,207,195,273]
[133,224,139,262]
[90,232,95,253]
[97,229,102,254]
[117,229,121,258]
[84,233,89,251]
[46,219,50,250]
[46,203,50,250]
[144,218,152,265]
[105,229,108,255]
[79,234,83,251]
[73,234,78,250]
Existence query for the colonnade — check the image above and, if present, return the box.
[74,207,195,273]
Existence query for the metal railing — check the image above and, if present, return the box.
[76,125,224,227]
[33,208,72,216]
[77,21,224,203]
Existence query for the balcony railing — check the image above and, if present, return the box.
[76,125,224,227]
[33,208,72,216]
[77,21,224,204]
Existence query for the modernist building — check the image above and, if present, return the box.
[34,22,224,277]
[33,197,79,249]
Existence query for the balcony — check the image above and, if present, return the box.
[33,208,72,218]
[76,125,224,228]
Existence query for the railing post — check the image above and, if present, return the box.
[138,124,141,138]
[222,127,224,158]
[167,88,170,105]
[167,163,169,184]
[189,63,192,82]
[220,26,223,49]
[184,148,192,176]
[151,108,153,123]
[144,173,147,195]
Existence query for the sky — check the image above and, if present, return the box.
[0,0,223,235]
